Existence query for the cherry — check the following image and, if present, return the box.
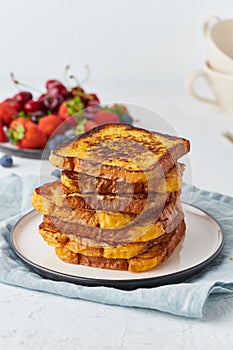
[48,84,70,99]
[30,110,46,123]
[88,93,100,104]
[38,93,47,103]
[46,80,62,91]
[86,94,100,109]
[24,100,42,113]
[41,95,64,113]
[3,98,21,111]
[13,91,33,106]
[71,86,85,96]
[71,86,88,106]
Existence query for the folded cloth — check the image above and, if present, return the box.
[0,174,232,318]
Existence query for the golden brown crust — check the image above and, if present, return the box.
[49,124,190,182]
[41,198,184,246]
[55,220,186,272]
[61,163,184,195]
[39,222,168,259]
[32,180,180,224]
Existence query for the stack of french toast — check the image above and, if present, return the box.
[32,124,190,272]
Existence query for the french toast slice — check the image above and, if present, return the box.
[39,201,184,259]
[41,197,183,246]
[32,180,179,223]
[39,222,167,259]
[49,124,190,183]
[61,163,184,195]
[32,180,180,229]
[42,214,165,246]
[54,220,185,272]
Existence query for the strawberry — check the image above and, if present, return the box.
[0,121,7,142]
[85,120,98,131]
[18,127,47,149]
[0,101,19,127]
[93,110,120,125]
[58,99,82,126]
[58,97,84,119]
[9,117,34,131]
[3,98,21,112]
[38,115,65,138]
[8,117,47,149]
[101,104,128,117]
[58,102,69,121]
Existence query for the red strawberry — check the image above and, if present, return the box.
[85,120,98,131]
[3,98,21,112]
[58,102,69,121]
[18,127,47,149]
[9,117,34,131]
[0,121,7,142]
[93,111,120,125]
[8,117,47,149]
[58,101,80,126]
[0,101,19,126]
[38,115,65,138]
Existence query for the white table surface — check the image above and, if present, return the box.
[0,80,233,349]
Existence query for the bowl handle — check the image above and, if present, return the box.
[203,16,221,36]
[186,70,219,105]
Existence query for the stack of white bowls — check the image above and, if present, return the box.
[187,16,233,114]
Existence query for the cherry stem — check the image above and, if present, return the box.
[64,64,71,89]
[81,64,90,84]
[10,72,42,94]
[69,74,80,85]
[69,64,90,87]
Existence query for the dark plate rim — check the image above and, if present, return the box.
[10,204,224,290]
[0,143,44,160]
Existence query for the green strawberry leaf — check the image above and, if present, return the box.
[67,107,74,115]
[18,111,31,119]
[67,100,76,108]
[17,125,25,139]
[74,96,82,103]
[7,124,25,144]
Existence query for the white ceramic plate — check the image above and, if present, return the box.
[10,203,224,289]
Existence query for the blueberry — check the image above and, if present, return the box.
[51,169,61,178]
[0,155,13,168]
[121,114,134,125]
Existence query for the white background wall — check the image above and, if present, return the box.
[0,0,232,195]
[0,0,232,93]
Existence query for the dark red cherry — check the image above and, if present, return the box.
[38,93,47,102]
[45,80,62,91]
[23,100,42,113]
[84,93,101,109]
[88,93,100,104]
[71,86,85,96]
[41,95,64,113]
[13,91,33,106]
[30,110,46,123]
[48,84,70,99]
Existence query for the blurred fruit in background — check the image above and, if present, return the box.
[0,66,136,150]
